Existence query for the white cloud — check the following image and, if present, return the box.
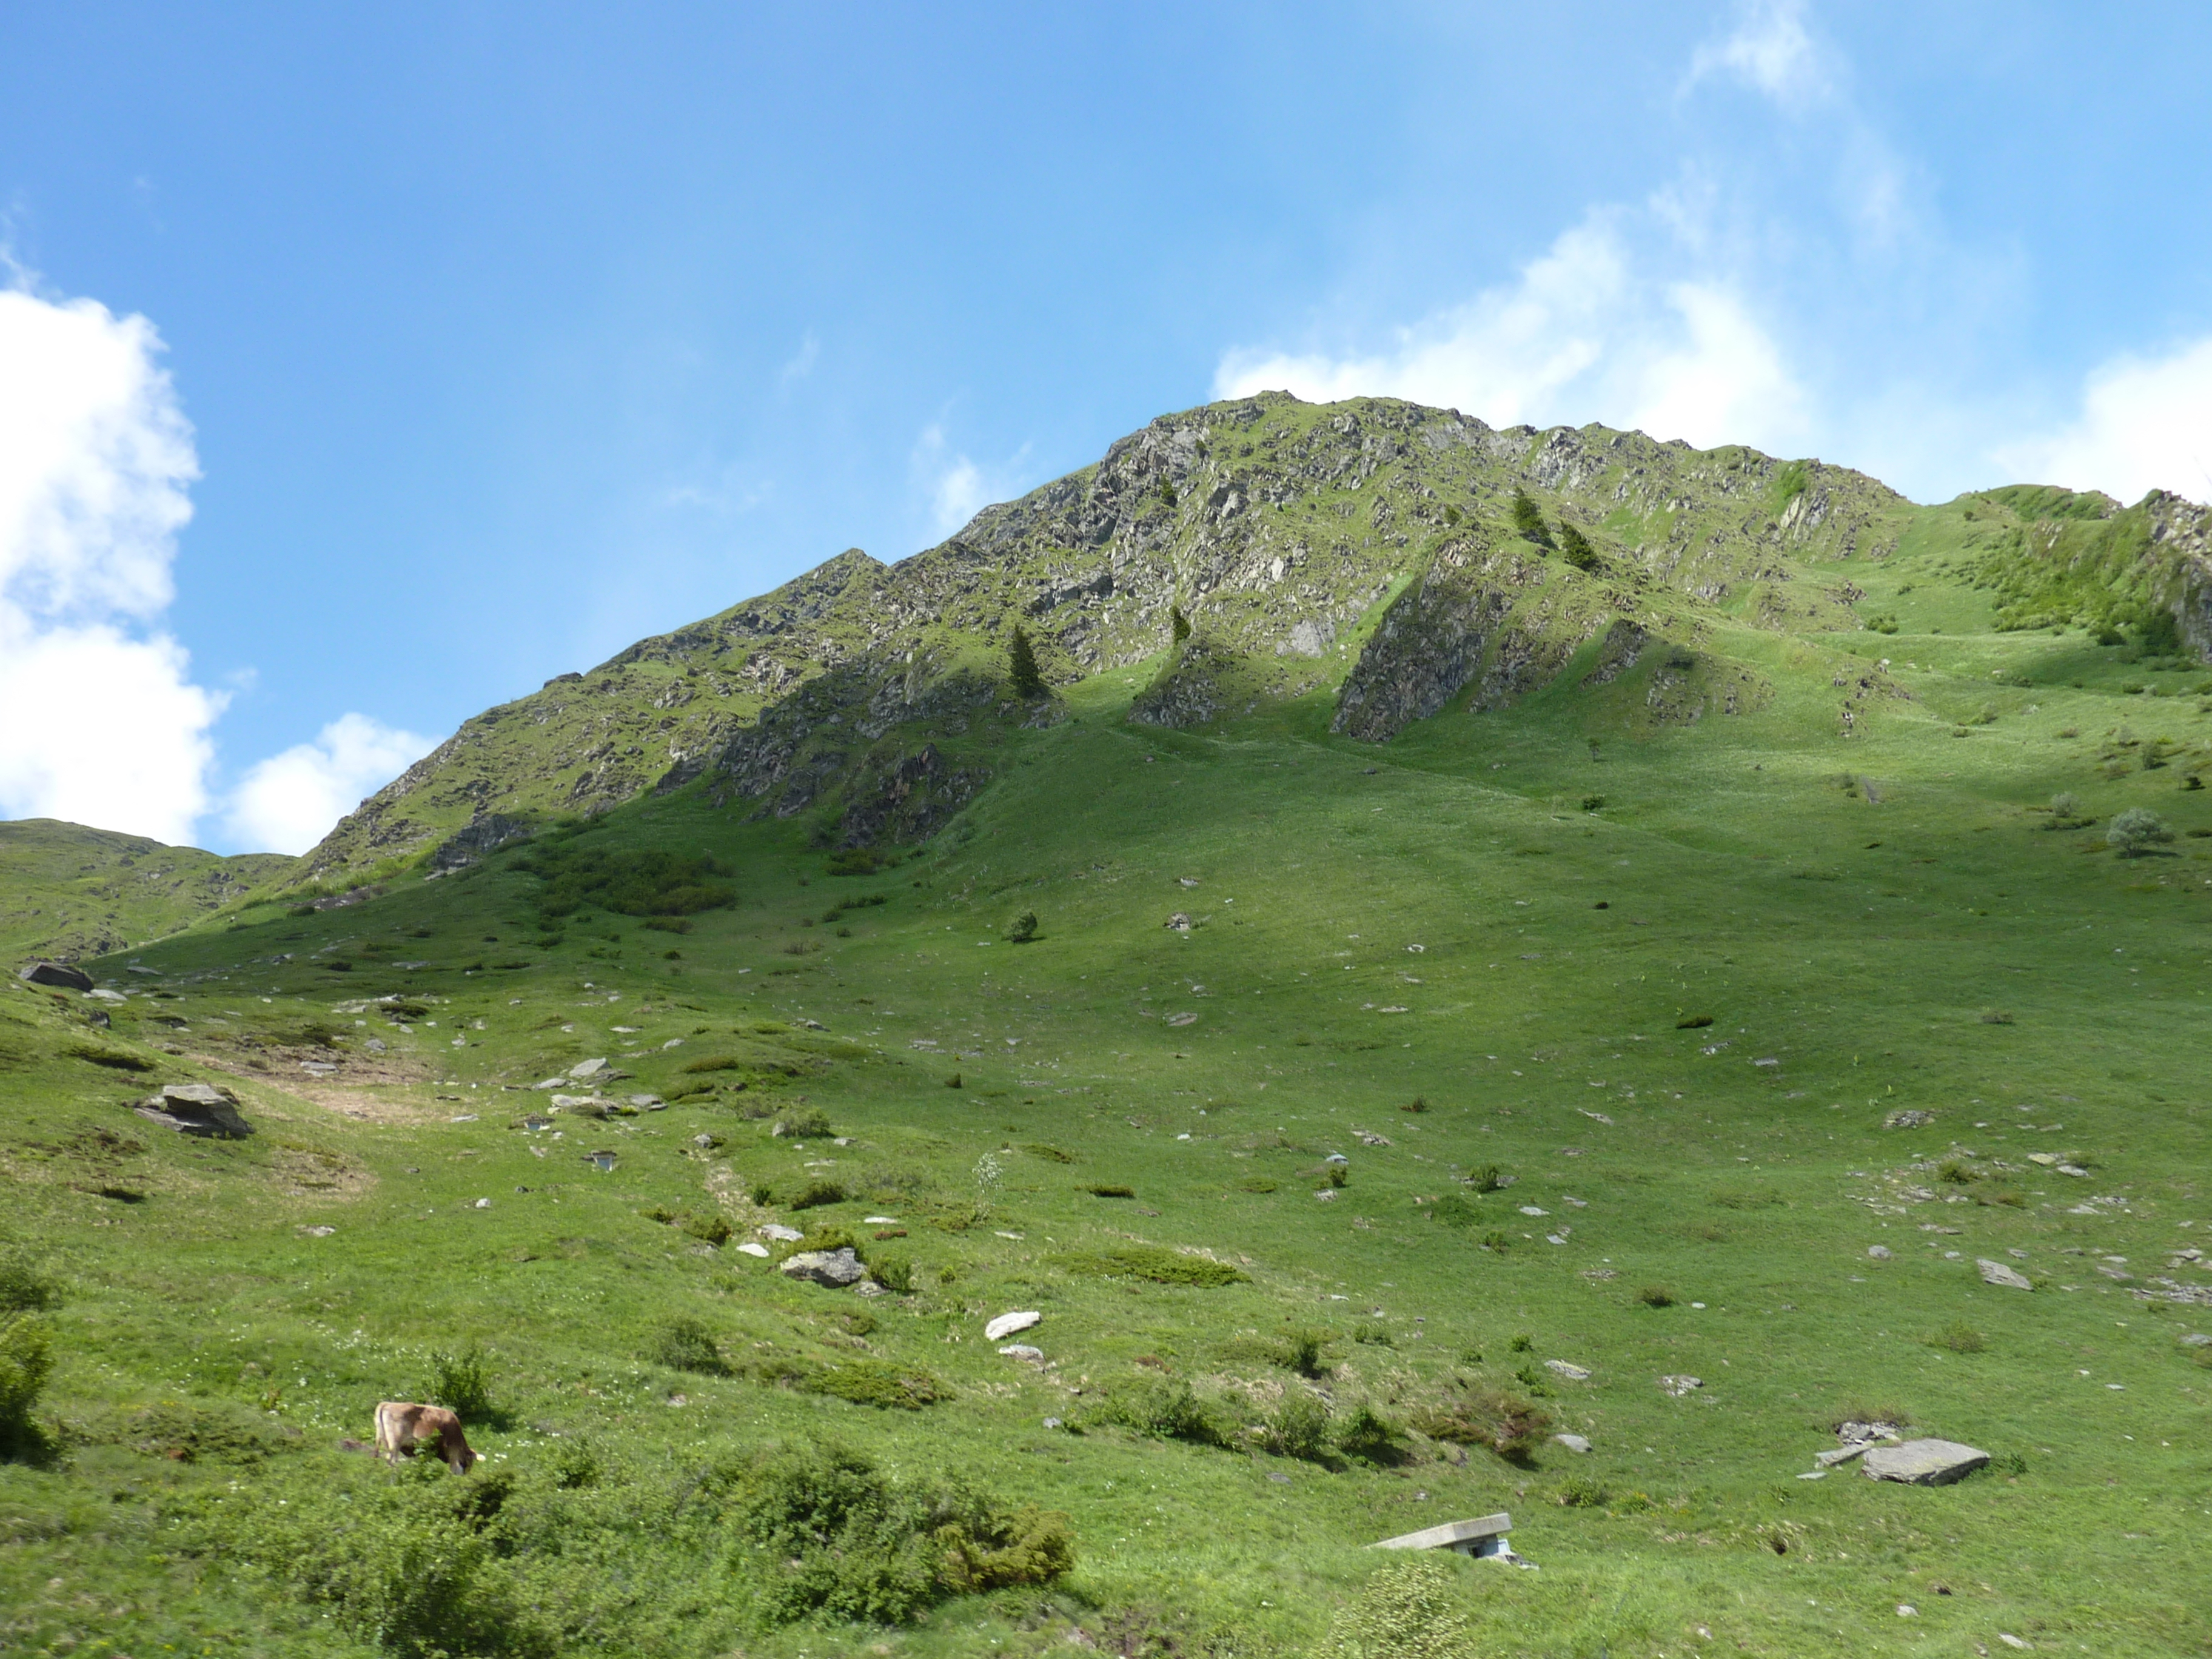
[913,424,1031,537]
[1992,337,2212,508]
[778,330,820,386]
[1215,210,1806,454]
[224,712,440,856]
[1686,0,1828,109]
[0,283,224,843]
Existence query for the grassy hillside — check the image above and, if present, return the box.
[0,819,294,965]
[4,492,2211,1657]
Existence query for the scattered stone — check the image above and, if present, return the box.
[474,1198,491,1209]
[628,1094,664,1110]
[999,1343,1045,1361]
[1884,1109,1936,1128]
[300,1062,337,1076]
[1797,1470,1826,1480]
[1043,1416,1063,1430]
[1978,1258,2033,1290]
[1166,1012,1198,1027]
[780,1247,867,1287]
[1314,1188,1338,1202]
[1518,1205,1549,1217]
[570,1057,609,1079]
[1552,1433,1591,1454]
[18,959,93,992]
[986,1310,1042,1341]
[299,1225,335,1238]
[1867,1245,1893,1260]
[532,1077,563,1090]
[1267,1471,1292,1484]
[1997,1634,2031,1649]
[1324,1152,1350,1165]
[758,1224,804,1242]
[366,1037,386,1053]
[1658,1375,1703,1397]
[1353,1130,1393,1147]
[1544,1360,1590,1382]
[1861,1438,1990,1485]
[863,1215,899,1224]
[735,1241,770,1258]
[135,1082,253,1139]
[853,1279,888,1298]
[2180,1332,2211,1348]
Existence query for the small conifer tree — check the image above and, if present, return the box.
[1007,625,1045,699]
[1171,605,1192,644]
[1510,488,1550,545]
[1557,522,1601,571]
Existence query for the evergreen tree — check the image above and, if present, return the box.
[1007,625,1046,699]
[1557,522,1601,571]
[1171,605,1192,644]
[1510,488,1550,545]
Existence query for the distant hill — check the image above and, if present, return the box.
[0,819,295,964]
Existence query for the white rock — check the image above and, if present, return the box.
[1866,1245,1892,1259]
[757,1224,804,1242]
[1544,1360,1590,1382]
[570,1057,609,1079]
[533,1078,564,1090]
[1552,1433,1591,1453]
[474,1198,491,1209]
[998,1343,1045,1361]
[1978,1258,2033,1290]
[986,1310,1042,1342]
[1518,1205,1549,1216]
[1658,1375,1703,1396]
[735,1241,770,1258]
[864,1216,900,1224]
[780,1247,867,1287]
[1797,1470,1826,1480]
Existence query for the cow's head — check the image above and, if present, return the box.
[444,1430,479,1475]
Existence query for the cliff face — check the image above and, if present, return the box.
[300,392,1920,879]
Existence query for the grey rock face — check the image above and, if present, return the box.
[1978,1258,2033,1290]
[1860,1438,1990,1485]
[780,1246,867,1287]
[136,1082,252,1138]
[18,959,93,992]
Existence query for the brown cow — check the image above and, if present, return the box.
[372,1401,478,1473]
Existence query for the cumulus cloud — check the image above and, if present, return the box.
[0,284,224,844]
[1214,210,1806,454]
[913,424,1031,537]
[224,712,440,856]
[1995,337,2212,507]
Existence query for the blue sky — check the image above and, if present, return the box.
[7,2,2212,854]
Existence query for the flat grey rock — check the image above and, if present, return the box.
[1544,1359,1590,1381]
[569,1057,609,1079]
[1861,1438,1990,1485]
[19,959,93,992]
[734,1241,770,1258]
[998,1343,1044,1361]
[1552,1433,1591,1454]
[1866,1245,1892,1259]
[1978,1258,2033,1290]
[757,1224,804,1242]
[780,1246,866,1287]
[136,1082,252,1139]
[1658,1374,1703,1396]
[986,1310,1042,1341]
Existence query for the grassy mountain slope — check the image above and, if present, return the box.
[298,395,1914,884]
[5,475,2212,1655]
[0,819,294,965]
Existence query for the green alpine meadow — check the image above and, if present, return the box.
[7,393,2212,1657]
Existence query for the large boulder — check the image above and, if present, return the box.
[1861,1439,1989,1486]
[136,1082,253,1139]
[19,960,93,993]
[779,1247,866,1287]
[1978,1258,2033,1290]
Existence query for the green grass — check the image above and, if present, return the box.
[8,444,2212,1655]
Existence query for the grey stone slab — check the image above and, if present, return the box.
[1861,1438,1990,1486]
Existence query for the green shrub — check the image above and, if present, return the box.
[1269,1390,1333,1462]
[1008,624,1047,699]
[682,1212,734,1245]
[1556,1474,1609,1508]
[642,916,692,934]
[1095,1377,1226,1445]
[1238,1176,1279,1193]
[776,1106,833,1138]
[1005,910,1039,943]
[521,841,735,920]
[1509,488,1549,544]
[736,1443,1070,1626]
[1085,1184,1136,1199]
[1054,1245,1247,1287]
[1463,1164,1510,1193]
[1353,1322,1393,1347]
[2108,806,2174,856]
[1931,1322,1986,1354]
[870,1256,914,1295]
[1432,1195,1481,1229]
[805,1360,944,1411]
[1325,1556,1471,1659]
[647,1315,728,1375]
[1557,522,1601,571]
[426,1342,498,1424]
[0,1246,58,1313]
[1637,1284,1677,1308]
[1275,1328,1333,1378]
[681,1054,742,1073]
[0,1314,55,1455]
[1022,1142,1074,1162]
[1333,1401,1408,1466]
[789,1180,847,1210]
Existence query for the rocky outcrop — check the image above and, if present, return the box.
[428,813,534,872]
[18,959,93,992]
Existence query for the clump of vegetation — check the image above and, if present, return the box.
[1324,1556,1469,1659]
[1085,1184,1135,1199]
[1094,1377,1228,1446]
[1238,1176,1279,1193]
[1463,1164,1510,1193]
[1353,1322,1393,1347]
[0,1312,54,1459]
[1268,1390,1333,1461]
[1171,604,1193,643]
[1272,1328,1334,1378]
[1636,1284,1677,1308]
[2108,806,2174,856]
[1509,488,1550,545]
[1556,1473,1609,1508]
[1055,1245,1247,1287]
[825,845,895,876]
[804,1359,944,1411]
[0,1245,58,1315]
[1675,1014,1714,1030]
[1333,1401,1409,1466]
[775,1106,833,1138]
[521,840,736,919]
[1006,910,1039,943]
[789,1181,847,1210]
[425,1342,500,1426]
[1557,521,1603,571]
[1409,1387,1551,1460]
[734,1442,1071,1626]
[1930,1322,1986,1353]
[646,1315,728,1375]
[1432,1194,1483,1229]
[680,1053,741,1073]
[1023,1142,1073,1162]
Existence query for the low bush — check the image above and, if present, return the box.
[1931,1322,1986,1354]
[870,1255,914,1295]
[1023,1142,1074,1162]
[1275,1328,1333,1378]
[1556,1474,1609,1508]
[1432,1194,1482,1229]
[1054,1245,1247,1287]
[1085,1184,1136,1199]
[776,1106,833,1138]
[682,1212,734,1245]
[1636,1284,1677,1308]
[736,1443,1070,1626]
[1005,910,1039,944]
[1353,1322,1393,1347]
[1094,1377,1227,1446]
[426,1342,500,1425]
[1409,1387,1551,1460]
[789,1181,847,1210]
[647,1315,728,1375]
[0,1314,55,1456]
[1333,1401,1408,1466]
[803,1359,944,1411]
[1324,1556,1469,1659]
[1268,1391,1332,1461]
[680,1054,742,1073]
[0,1245,58,1313]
